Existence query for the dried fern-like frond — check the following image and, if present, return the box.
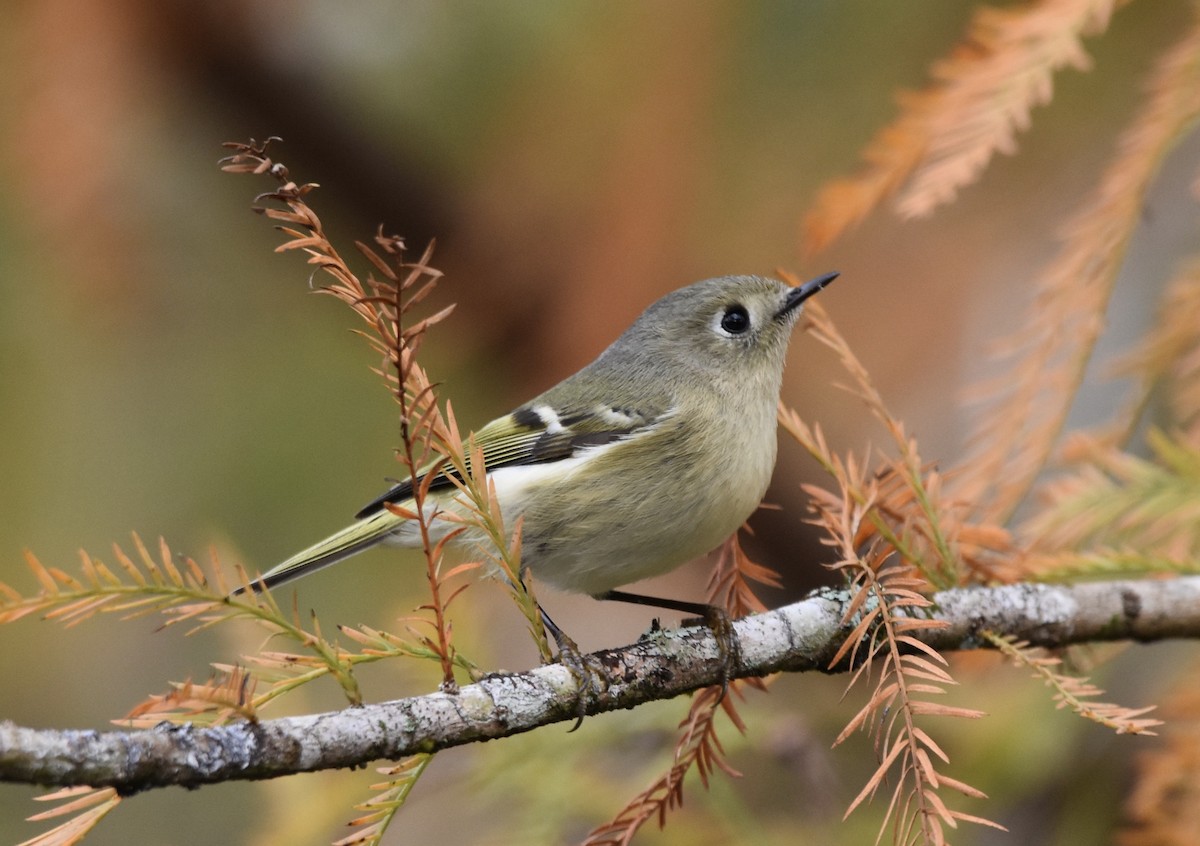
[584,529,782,844]
[124,647,353,728]
[1018,261,1200,581]
[223,139,475,689]
[224,138,540,684]
[984,632,1161,734]
[340,619,483,675]
[1021,548,1200,582]
[121,609,492,730]
[0,535,217,628]
[896,0,1119,218]
[0,535,369,711]
[1113,258,1200,445]
[786,417,959,591]
[1118,655,1200,844]
[120,667,258,727]
[779,298,1007,841]
[19,787,120,846]
[334,756,433,846]
[797,295,958,586]
[1023,429,1200,574]
[815,490,999,845]
[801,0,1120,253]
[954,12,1200,523]
[220,140,536,846]
[783,294,1013,587]
[802,88,934,255]
[434,410,551,663]
[707,530,781,619]
[583,685,743,846]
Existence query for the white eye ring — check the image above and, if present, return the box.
[714,304,751,337]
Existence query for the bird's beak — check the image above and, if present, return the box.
[777,271,839,319]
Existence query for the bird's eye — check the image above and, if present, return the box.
[720,305,751,335]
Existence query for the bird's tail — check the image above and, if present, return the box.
[231,509,405,596]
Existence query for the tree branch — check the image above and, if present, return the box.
[3,576,1198,794]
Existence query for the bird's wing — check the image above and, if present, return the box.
[354,402,669,518]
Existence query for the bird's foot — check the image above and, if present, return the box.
[539,605,607,730]
[683,605,742,700]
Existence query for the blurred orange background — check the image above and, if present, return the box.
[1,2,1197,844]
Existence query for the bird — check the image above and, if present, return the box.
[235,272,837,628]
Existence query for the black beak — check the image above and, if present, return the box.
[778,271,839,319]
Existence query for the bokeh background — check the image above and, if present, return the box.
[2,2,1198,844]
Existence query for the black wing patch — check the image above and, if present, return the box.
[353,404,660,519]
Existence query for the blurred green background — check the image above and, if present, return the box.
[1,1,1197,844]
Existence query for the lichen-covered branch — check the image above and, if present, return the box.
[3,576,1198,794]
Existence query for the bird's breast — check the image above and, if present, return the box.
[481,396,779,596]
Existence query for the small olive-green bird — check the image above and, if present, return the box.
[241,272,836,612]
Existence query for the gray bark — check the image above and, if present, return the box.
[2,576,1197,794]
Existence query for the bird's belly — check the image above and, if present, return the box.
[536,499,750,595]
[488,437,773,596]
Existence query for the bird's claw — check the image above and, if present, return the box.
[549,630,608,730]
[685,606,741,699]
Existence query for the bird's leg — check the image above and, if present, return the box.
[596,590,741,696]
[500,568,605,727]
[536,602,607,730]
